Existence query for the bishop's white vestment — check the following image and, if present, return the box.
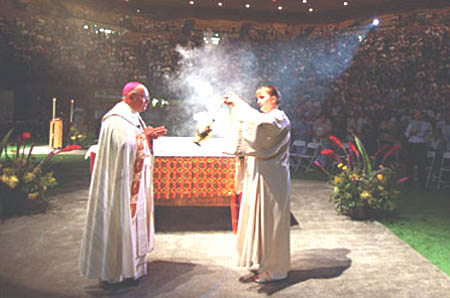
[80,101,154,282]
[224,100,291,279]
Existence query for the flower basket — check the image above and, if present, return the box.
[0,186,48,217]
[346,204,369,221]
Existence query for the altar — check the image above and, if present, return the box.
[87,137,236,206]
[87,137,240,232]
[152,137,236,207]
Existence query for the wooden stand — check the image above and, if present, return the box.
[49,118,63,149]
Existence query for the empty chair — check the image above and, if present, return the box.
[290,140,306,171]
[294,142,320,173]
[291,140,306,154]
[437,152,450,191]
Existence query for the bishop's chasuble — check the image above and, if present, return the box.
[80,101,154,282]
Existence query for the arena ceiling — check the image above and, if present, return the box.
[117,0,448,23]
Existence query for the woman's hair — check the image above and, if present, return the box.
[259,85,282,105]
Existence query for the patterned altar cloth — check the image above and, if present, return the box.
[153,156,236,206]
[152,137,236,207]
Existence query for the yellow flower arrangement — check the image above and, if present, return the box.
[1,128,81,217]
[316,135,404,219]
[1,174,19,189]
[334,176,342,185]
[24,172,35,183]
[67,125,94,148]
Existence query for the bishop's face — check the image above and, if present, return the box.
[255,87,277,114]
[127,85,150,113]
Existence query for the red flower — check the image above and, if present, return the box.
[57,144,83,153]
[396,177,408,184]
[373,144,390,159]
[382,144,402,163]
[329,136,345,152]
[348,141,359,158]
[321,149,334,156]
[321,149,342,163]
[22,132,31,140]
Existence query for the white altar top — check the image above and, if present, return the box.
[153,137,231,157]
[85,137,232,158]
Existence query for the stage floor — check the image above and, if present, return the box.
[0,179,449,297]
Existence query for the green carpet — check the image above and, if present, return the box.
[380,186,450,276]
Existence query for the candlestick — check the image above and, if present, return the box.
[52,97,56,120]
[70,98,74,123]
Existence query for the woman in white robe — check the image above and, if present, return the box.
[224,86,291,283]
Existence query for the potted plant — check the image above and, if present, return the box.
[0,128,82,217]
[315,135,405,220]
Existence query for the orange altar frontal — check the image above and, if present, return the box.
[153,156,235,206]
[153,137,236,207]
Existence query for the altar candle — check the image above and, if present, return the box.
[70,98,75,123]
[52,97,56,120]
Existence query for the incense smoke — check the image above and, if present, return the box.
[165,28,366,136]
[166,43,260,137]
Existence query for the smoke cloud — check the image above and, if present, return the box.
[164,28,365,136]
[166,43,260,137]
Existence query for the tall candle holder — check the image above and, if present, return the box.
[70,98,75,124]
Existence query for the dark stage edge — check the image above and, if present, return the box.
[0,179,449,298]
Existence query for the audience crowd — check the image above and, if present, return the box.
[1,2,449,176]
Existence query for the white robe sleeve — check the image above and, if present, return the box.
[224,100,291,160]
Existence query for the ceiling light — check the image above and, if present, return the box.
[277,6,283,10]
[245,4,250,8]
[218,2,223,7]
[302,0,307,3]
[189,0,194,5]
[343,1,348,6]
[136,8,140,13]
[308,7,313,12]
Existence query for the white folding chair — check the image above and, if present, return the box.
[290,140,306,172]
[437,152,450,191]
[294,142,320,173]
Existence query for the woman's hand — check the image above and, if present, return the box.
[223,93,240,107]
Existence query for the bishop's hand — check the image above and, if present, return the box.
[144,126,167,139]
